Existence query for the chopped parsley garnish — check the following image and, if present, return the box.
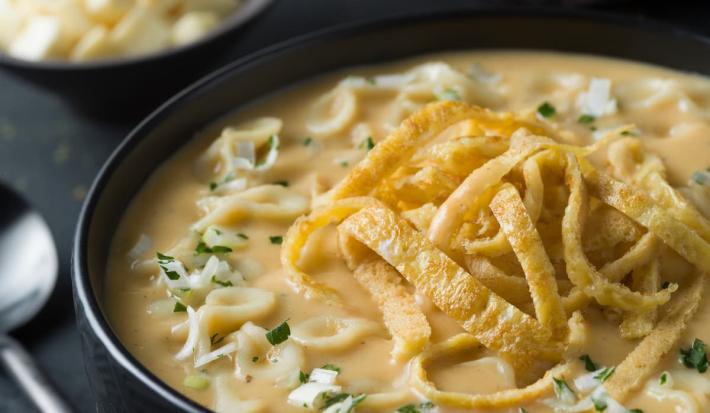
[237,233,249,240]
[621,130,639,136]
[194,242,232,255]
[211,276,233,287]
[156,252,175,262]
[265,320,290,345]
[578,114,595,124]
[629,409,644,413]
[340,161,349,167]
[321,392,366,410]
[299,370,309,384]
[303,137,313,146]
[209,181,218,191]
[591,393,607,411]
[157,256,182,280]
[252,356,259,363]
[552,377,575,402]
[269,235,283,245]
[579,354,598,372]
[679,338,708,373]
[436,88,462,101]
[273,180,289,187]
[173,301,187,312]
[659,372,668,385]
[360,136,375,151]
[594,366,615,382]
[321,363,341,373]
[537,101,556,118]
[396,401,435,413]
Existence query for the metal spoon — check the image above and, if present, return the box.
[0,182,72,412]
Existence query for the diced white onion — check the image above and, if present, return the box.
[233,140,256,170]
[577,77,618,117]
[287,382,342,409]
[194,341,239,368]
[309,368,339,385]
[175,306,200,361]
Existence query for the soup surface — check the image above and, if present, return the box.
[105,51,710,413]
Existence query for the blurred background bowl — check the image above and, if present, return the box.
[0,0,272,118]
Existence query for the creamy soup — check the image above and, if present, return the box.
[105,51,710,413]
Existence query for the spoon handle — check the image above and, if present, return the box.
[0,334,74,413]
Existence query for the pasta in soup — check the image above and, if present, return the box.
[105,51,710,413]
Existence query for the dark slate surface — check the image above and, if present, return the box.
[0,0,708,411]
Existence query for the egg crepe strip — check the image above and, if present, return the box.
[329,101,548,201]
[489,183,567,339]
[339,233,431,360]
[464,256,531,306]
[337,205,557,373]
[409,333,572,409]
[582,164,710,274]
[280,197,383,305]
[619,257,661,339]
[562,154,676,312]
[605,274,705,401]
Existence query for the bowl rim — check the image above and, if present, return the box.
[0,0,272,71]
[72,6,710,413]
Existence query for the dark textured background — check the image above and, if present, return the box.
[0,0,708,411]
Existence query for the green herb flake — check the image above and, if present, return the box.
[578,114,595,124]
[436,88,462,101]
[519,408,529,413]
[252,356,259,363]
[591,393,607,411]
[299,370,309,384]
[680,338,708,373]
[629,409,644,413]
[660,372,668,385]
[303,137,313,146]
[173,301,187,313]
[211,276,233,287]
[209,333,219,344]
[552,377,575,401]
[321,392,350,409]
[396,404,419,413]
[321,363,341,373]
[273,180,289,187]
[594,366,616,382]
[621,130,639,136]
[237,233,249,240]
[537,101,556,118]
[265,320,290,345]
[183,375,209,390]
[212,228,222,235]
[661,281,671,289]
[209,181,218,191]
[579,354,598,372]
[360,136,375,151]
[340,161,349,167]
[156,252,174,262]
[195,242,233,255]
[269,235,283,245]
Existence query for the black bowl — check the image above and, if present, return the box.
[0,0,272,118]
[72,8,710,413]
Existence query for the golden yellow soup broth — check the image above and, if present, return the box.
[105,51,710,413]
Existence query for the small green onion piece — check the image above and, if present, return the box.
[594,366,616,382]
[321,363,341,373]
[659,372,668,385]
[299,370,309,383]
[679,338,709,373]
[252,356,259,363]
[211,276,233,287]
[265,320,290,345]
[269,235,283,245]
[629,409,644,413]
[578,114,595,124]
[273,180,289,187]
[537,101,556,118]
[591,393,607,411]
[173,302,187,313]
[183,375,209,390]
[237,233,249,240]
[360,137,375,151]
[579,354,598,372]
[303,137,313,146]
[209,182,218,191]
